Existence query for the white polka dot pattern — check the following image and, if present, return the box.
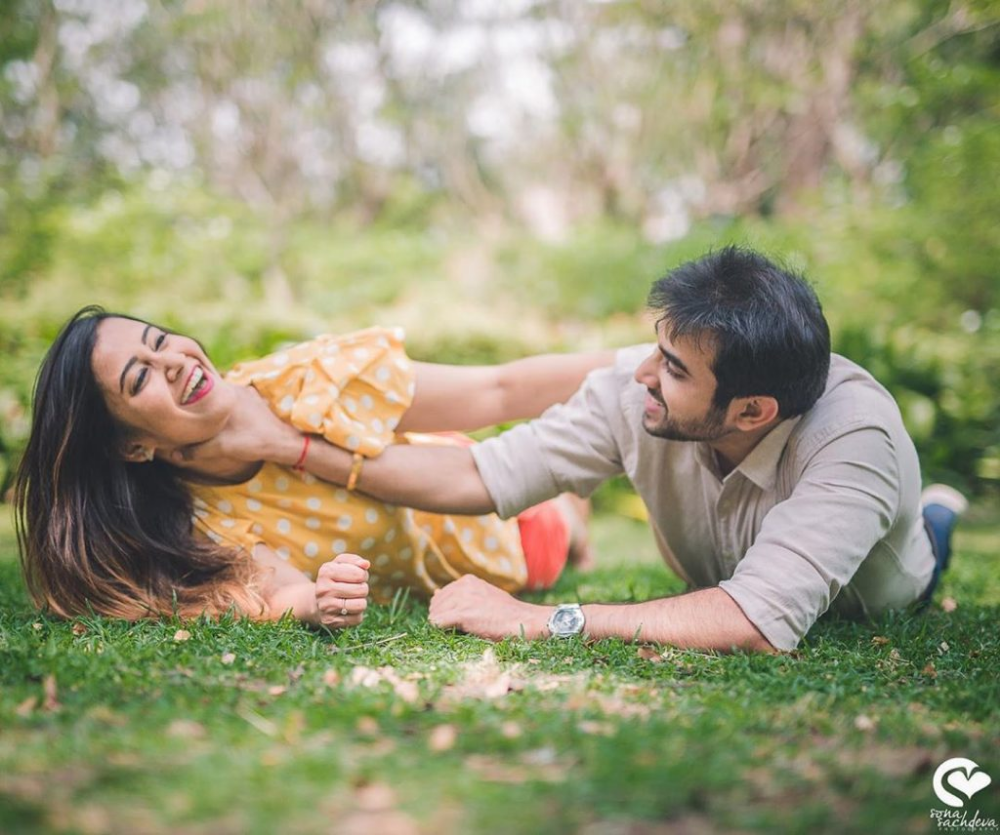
[190,328,528,603]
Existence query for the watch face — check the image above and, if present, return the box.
[551,606,584,636]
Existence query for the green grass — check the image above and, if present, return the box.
[1,508,998,834]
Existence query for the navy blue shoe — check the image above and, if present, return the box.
[920,484,968,602]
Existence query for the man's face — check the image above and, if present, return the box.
[633,321,734,442]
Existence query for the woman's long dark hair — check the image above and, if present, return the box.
[13,306,263,619]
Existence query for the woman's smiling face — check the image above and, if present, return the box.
[91,316,237,457]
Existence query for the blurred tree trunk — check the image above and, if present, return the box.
[29,0,59,158]
[776,5,864,214]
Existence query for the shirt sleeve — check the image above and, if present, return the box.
[718,422,902,651]
[228,328,414,457]
[471,351,631,519]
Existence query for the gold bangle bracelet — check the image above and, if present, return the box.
[346,452,364,491]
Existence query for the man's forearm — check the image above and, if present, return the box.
[580,588,776,653]
[429,577,778,653]
[303,438,497,515]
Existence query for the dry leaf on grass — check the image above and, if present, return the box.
[173,629,191,642]
[283,710,305,744]
[350,666,383,689]
[940,597,958,613]
[356,716,380,736]
[636,646,664,663]
[43,675,60,712]
[438,649,518,703]
[355,783,397,812]
[348,666,421,703]
[922,662,937,679]
[428,724,457,752]
[323,669,341,687]
[167,719,206,739]
[824,737,937,778]
[71,623,87,636]
[578,720,614,736]
[87,705,126,726]
[238,706,279,737]
[338,783,420,835]
[464,751,570,784]
[871,636,890,646]
[501,721,522,739]
[221,652,236,665]
[268,685,287,696]
[854,714,877,732]
[15,697,38,717]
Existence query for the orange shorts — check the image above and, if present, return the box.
[517,499,569,591]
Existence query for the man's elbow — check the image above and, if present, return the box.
[744,632,779,654]
[443,449,498,515]
[726,620,779,654]
[733,618,780,654]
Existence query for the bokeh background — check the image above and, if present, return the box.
[1,0,998,502]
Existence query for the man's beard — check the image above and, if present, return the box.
[642,392,731,442]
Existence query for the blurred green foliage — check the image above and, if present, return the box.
[1,179,997,499]
[1,0,998,498]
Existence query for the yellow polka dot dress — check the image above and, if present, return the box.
[190,328,528,602]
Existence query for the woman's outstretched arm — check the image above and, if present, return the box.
[255,545,370,629]
[397,349,616,434]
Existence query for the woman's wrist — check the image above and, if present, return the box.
[290,435,354,486]
[268,428,309,468]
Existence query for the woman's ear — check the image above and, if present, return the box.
[122,443,156,463]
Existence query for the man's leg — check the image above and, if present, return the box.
[919,483,968,602]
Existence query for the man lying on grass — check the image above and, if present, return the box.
[180,246,966,654]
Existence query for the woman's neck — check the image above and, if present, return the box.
[169,454,264,487]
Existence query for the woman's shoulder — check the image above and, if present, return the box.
[225,327,408,384]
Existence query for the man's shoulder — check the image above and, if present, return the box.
[790,353,906,451]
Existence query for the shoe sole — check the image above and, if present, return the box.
[921,484,969,516]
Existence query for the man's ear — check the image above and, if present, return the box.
[731,396,780,431]
[121,442,156,463]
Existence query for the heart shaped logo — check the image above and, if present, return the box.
[933,757,993,808]
[948,770,992,799]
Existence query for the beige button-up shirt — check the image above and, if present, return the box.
[471,345,935,650]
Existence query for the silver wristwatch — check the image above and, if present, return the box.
[547,604,586,638]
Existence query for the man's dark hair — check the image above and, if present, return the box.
[647,246,831,418]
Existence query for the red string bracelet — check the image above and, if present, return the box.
[293,435,311,471]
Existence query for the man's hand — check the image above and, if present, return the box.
[315,553,370,629]
[172,385,303,468]
[428,575,551,641]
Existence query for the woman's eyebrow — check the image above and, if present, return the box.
[118,324,154,393]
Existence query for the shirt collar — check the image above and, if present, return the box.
[694,442,720,476]
[734,416,801,491]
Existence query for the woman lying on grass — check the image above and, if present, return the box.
[15,306,609,628]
